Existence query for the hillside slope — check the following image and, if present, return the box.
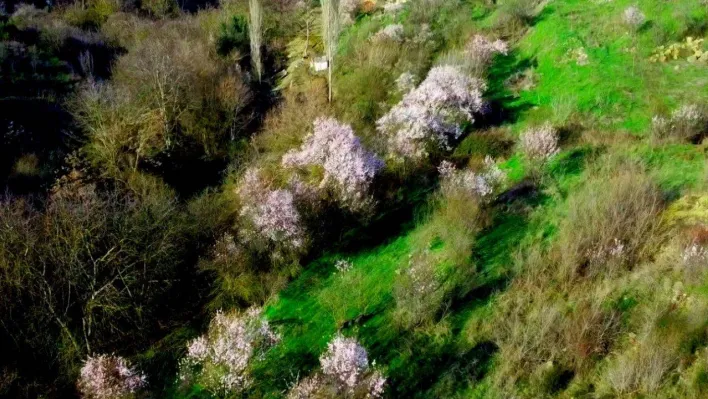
[2,0,708,397]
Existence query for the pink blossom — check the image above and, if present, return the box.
[288,175,321,204]
[377,65,487,159]
[179,307,280,393]
[438,156,505,199]
[283,118,384,209]
[186,336,209,361]
[287,335,386,398]
[465,35,509,74]
[77,355,146,399]
[237,168,307,250]
[519,123,560,161]
[320,334,371,390]
[287,375,323,399]
[367,370,387,398]
[437,160,457,178]
[254,190,305,247]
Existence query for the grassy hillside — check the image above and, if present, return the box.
[239,0,708,397]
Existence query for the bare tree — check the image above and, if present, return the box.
[321,0,340,102]
[249,0,264,81]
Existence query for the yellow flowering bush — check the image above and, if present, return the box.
[650,37,708,63]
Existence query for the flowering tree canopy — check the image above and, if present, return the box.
[283,117,384,209]
[179,307,280,394]
[464,35,509,75]
[377,65,487,160]
[519,123,560,162]
[288,334,386,398]
[77,355,146,399]
[373,24,404,42]
[623,6,646,29]
[438,157,505,200]
[237,168,307,250]
[320,334,370,389]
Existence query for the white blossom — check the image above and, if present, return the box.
[367,370,387,398]
[652,104,708,141]
[320,334,371,390]
[587,238,627,265]
[464,35,509,73]
[383,0,406,14]
[77,355,146,399]
[287,375,323,399]
[186,336,209,362]
[413,23,433,44]
[519,123,560,161]
[623,6,646,29]
[335,259,354,273]
[682,242,708,266]
[238,168,307,250]
[405,251,440,295]
[179,307,280,393]
[377,65,487,159]
[340,0,360,25]
[286,335,386,398]
[438,157,505,199]
[283,118,384,209]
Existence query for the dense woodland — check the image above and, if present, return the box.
[1,0,708,397]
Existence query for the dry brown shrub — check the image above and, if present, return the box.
[556,161,664,282]
[74,15,251,176]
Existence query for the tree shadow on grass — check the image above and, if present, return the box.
[476,51,538,129]
[547,146,598,182]
[378,330,498,398]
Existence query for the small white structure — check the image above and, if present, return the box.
[311,56,329,72]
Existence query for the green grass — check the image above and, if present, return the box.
[503,0,708,133]
[251,173,550,397]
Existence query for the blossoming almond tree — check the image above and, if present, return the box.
[438,157,506,200]
[178,307,280,394]
[519,123,560,162]
[288,334,386,398]
[376,65,487,160]
[652,104,708,142]
[77,355,146,399]
[464,35,509,76]
[237,168,308,252]
[395,71,416,94]
[282,117,384,211]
